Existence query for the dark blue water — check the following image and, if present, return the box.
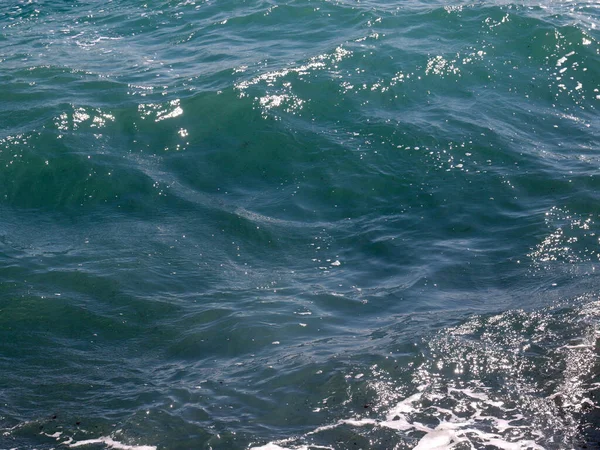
[1,0,600,448]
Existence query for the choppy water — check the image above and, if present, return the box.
[1,0,600,449]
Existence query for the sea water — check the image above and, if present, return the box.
[1,0,599,448]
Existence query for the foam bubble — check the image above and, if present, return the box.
[250,299,599,449]
[69,436,156,450]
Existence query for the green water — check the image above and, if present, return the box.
[1,0,600,448]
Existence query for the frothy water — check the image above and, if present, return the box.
[1,0,600,448]
[248,296,600,449]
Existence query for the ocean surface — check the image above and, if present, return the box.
[1,0,600,449]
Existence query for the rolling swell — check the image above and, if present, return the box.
[1,0,600,448]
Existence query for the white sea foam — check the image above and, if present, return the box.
[251,443,333,450]
[251,382,546,449]
[250,299,600,449]
[69,436,156,450]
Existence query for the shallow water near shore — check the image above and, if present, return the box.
[1,0,600,448]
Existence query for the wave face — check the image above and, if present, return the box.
[1,0,600,448]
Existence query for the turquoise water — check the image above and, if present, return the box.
[1,0,600,448]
